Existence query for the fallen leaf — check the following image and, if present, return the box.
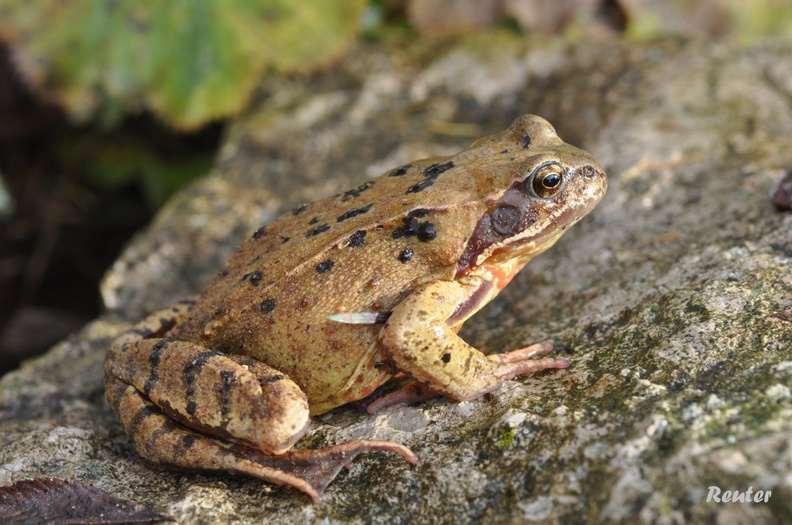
[0,478,173,525]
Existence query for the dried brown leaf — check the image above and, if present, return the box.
[0,478,173,525]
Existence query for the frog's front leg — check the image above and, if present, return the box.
[379,280,568,401]
[105,306,417,502]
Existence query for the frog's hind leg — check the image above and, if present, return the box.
[106,338,315,454]
[105,332,416,501]
[356,377,442,414]
[105,374,415,502]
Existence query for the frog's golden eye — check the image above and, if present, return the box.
[526,162,565,199]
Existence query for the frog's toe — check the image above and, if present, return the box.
[484,341,568,383]
[487,341,555,363]
[236,440,418,502]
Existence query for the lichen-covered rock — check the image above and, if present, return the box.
[1,33,790,524]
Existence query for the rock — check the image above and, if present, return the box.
[1,33,790,524]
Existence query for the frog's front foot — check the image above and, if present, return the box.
[486,341,568,378]
[362,342,566,413]
[381,281,569,403]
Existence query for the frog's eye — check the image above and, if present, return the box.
[526,162,565,199]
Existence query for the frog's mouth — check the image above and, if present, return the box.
[491,218,579,265]
[456,207,587,279]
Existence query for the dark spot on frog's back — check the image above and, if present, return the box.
[147,341,164,379]
[252,226,266,239]
[392,217,419,239]
[406,178,435,194]
[337,203,372,222]
[405,162,454,194]
[424,161,454,178]
[398,248,414,263]
[417,222,436,242]
[522,134,531,149]
[308,217,319,225]
[152,338,172,353]
[389,165,411,177]
[392,216,437,242]
[316,260,335,273]
[442,353,451,363]
[344,181,375,198]
[241,270,263,285]
[306,224,330,237]
[348,230,366,247]
[292,204,308,216]
[259,299,277,314]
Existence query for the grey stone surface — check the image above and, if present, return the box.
[1,33,791,524]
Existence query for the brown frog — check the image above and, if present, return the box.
[104,115,607,502]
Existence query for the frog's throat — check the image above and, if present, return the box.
[453,227,568,325]
[478,221,572,270]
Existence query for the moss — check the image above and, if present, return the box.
[495,428,517,448]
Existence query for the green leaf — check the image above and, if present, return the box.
[0,0,366,129]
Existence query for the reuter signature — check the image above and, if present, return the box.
[706,486,772,503]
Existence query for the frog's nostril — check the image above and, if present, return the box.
[579,165,597,179]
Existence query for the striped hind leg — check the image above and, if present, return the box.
[104,303,417,501]
[105,373,415,502]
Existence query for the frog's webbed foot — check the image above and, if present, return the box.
[233,440,418,502]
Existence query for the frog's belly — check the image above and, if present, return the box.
[241,318,393,415]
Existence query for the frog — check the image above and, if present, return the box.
[104,115,607,503]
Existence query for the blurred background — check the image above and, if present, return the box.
[1,0,790,376]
